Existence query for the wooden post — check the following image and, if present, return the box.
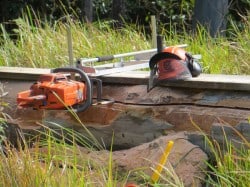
[193,0,228,37]
[67,25,73,66]
[151,15,157,48]
[66,25,75,79]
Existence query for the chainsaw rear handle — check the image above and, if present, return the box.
[51,67,92,113]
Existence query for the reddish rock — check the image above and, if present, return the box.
[33,132,207,186]
[112,132,208,186]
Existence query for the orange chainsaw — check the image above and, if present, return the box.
[17,67,102,113]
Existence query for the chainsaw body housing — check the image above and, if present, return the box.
[17,73,86,109]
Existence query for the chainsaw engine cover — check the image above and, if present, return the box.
[17,73,87,109]
[149,52,192,81]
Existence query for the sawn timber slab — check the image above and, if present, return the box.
[0,66,250,91]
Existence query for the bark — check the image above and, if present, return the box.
[111,0,125,27]
[84,0,93,22]
[193,0,228,37]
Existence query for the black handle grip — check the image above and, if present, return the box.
[157,35,164,53]
[97,55,114,62]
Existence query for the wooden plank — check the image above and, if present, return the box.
[160,74,250,91]
[97,72,250,91]
[0,66,51,74]
[0,66,50,80]
[0,66,250,91]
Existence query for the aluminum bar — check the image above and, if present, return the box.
[94,63,149,76]
[78,44,188,64]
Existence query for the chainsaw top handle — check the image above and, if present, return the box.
[51,67,92,113]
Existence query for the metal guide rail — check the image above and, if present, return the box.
[76,44,189,76]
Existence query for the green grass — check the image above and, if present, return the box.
[1,138,108,186]
[205,146,250,187]
[0,12,249,74]
[191,120,250,187]
[161,20,250,75]
[0,102,250,186]
[0,10,250,187]
[0,14,150,68]
[205,139,250,186]
[1,121,249,186]
[0,120,123,187]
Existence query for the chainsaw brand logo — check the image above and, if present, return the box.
[157,58,190,80]
[160,59,175,72]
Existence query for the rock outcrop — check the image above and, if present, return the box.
[27,132,208,187]
[211,121,250,149]
[112,132,208,187]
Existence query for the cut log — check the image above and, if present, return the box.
[1,71,250,149]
